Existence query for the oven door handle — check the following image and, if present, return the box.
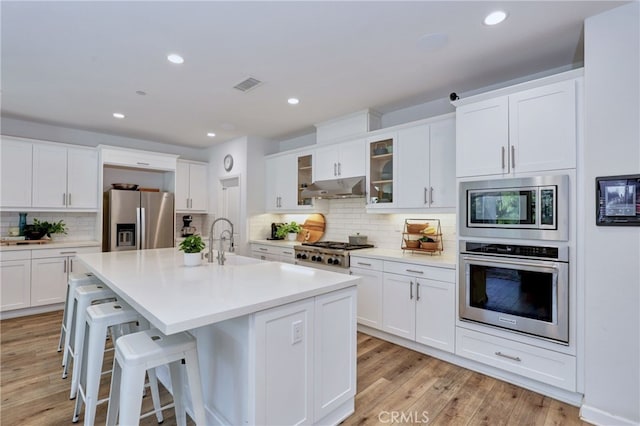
[461,255,562,271]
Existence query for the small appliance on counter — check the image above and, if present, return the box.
[181,215,197,237]
[268,223,285,240]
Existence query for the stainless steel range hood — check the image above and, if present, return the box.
[301,176,366,199]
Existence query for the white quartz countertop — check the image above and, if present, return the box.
[349,248,456,269]
[249,239,299,248]
[0,240,101,252]
[77,248,359,335]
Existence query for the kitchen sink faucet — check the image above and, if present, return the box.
[208,218,235,265]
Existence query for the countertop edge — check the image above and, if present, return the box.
[0,240,101,251]
[350,248,456,269]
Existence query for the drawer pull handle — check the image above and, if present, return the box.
[357,262,372,266]
[282,251,292,255]
[406,269,424,274]
[137,162,150,166]
[495,351,521,362]
[60,251,77,255]
[259,248,268,251]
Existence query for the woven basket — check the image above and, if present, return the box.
[404,239,419,248]
[406,223,428,233]
[419,241,439,250]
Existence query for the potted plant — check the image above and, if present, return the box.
[32,219,67,240]
[179,234,205,266]
[275,222,302,241]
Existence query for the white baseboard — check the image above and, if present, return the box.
[0,303,63,320]
[580,404,639,426]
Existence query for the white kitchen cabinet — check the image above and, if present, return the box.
[32,143,99,210]
[100,145,178,171]
[251,243,295,264]
[366,133,396,208]
[0,137,33,208]
[176,160,208,212]
[265,151,318,212]
[456,77,578,177]
[314,138,366,181]
[313,287,357,422]
[29,246,99,309]
[396,117,456,209]
[349,256,383,329]
[0,251,31,311]
[381,261,455,353]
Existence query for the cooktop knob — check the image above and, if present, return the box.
[311,255,317,261]
[301,253,307,260]
[315,256,323,262]
[332,258,341,266]
[296,253,302,259]
[327,258,334,264]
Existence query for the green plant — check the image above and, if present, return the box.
[179,234,205,253]
[275,221,302,238]
[418,236,436,243]
[33,219,67,236]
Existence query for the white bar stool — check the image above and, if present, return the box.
[63,283,116,400]
[73,301,163,426]
[59,272,101,363]
[106,329,206,426]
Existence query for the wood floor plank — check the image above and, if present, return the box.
[1,312,587,426]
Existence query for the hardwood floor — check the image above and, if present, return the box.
[1,311,587,425]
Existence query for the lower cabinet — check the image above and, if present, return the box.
[0,245,100,313]
[349,256,383,329]
[250,243,295,264]
[253,286,356,425]
[0,251,31,311]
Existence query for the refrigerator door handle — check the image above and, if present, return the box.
[140,207,146,250]
[136,207,142,250]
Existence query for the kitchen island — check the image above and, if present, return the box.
[77,248,359,425]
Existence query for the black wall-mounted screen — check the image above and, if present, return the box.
[596,174,640,226]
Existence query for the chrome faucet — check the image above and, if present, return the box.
[208,218,235,264]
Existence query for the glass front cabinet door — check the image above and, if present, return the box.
[367,134,396,208]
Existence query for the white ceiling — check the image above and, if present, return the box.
[0,1,626,148]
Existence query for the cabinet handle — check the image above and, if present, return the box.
[430,187,434,205]
[137,162,150,166]
[416,282,420,301]
[409,281,414,300]
[59,251,77,255]
[63,259,67,274]
[495,351,521,362]
[260,255,266,260]
[333,163,337,176]
[70,259,73,272]
[424,187,428,204]
[501,146,506,170]
[63,193,66,206]
[356,262,371,266]
[259,247,268,251]
[511,146,516,169]
[406,269,424,274]
[186,198,190,208]
[68,193,72,206]
[338,162,341,176]
[282,251,293,255]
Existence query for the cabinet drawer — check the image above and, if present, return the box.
[456,327,576,391]
[0,250,31,261]
[251,244,277,255]
[383,261,454,282]
[278,248,295,258]
[349,257,383,271]
[101,147,177,171]
[31,246,100,259]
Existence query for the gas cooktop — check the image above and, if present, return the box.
[300,241,374,251]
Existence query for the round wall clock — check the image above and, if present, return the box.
[223,154,234,171]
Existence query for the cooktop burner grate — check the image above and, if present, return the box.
[301,241,374,250]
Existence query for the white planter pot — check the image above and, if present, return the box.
[183,252,202,267]
[287,233,298,241]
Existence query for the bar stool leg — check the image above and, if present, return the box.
[147,369,164,423]
[169,361,186,426]
[105,358,121,426]
[118,363,147,426]
[58,285,71,353]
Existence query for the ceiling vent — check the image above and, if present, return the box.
[233,77,262,92]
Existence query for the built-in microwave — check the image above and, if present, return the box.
[459,175,569,241]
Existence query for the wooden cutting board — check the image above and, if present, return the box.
[297,213,326,243]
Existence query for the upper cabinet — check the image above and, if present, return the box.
[265,150,319,212]
[456,75,579,177]
[366,133,396,208]
[1,137,33,208]
[32,143,99,209]
[176,160,208,213]
[1,136,99,211]
[396,117,456,210]
[314,138,366,181]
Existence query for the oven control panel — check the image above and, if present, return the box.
[462,241,567,261]
[294,248,349,268]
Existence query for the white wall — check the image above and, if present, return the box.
[582,2,640,425]
[1,116,208,161]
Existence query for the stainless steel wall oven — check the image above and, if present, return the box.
[459,240,569,343]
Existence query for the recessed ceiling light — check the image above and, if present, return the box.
[207,132,216,138]
[484,10,507,26]
[167,53,184,64]
[288,98,300,105]
[113,112,125,119]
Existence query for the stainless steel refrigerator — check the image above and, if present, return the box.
[103,189,174,252]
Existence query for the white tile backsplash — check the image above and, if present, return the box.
[249,198,457,252]
[1,211,98,242]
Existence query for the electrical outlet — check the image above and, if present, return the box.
[292,320,303,344]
